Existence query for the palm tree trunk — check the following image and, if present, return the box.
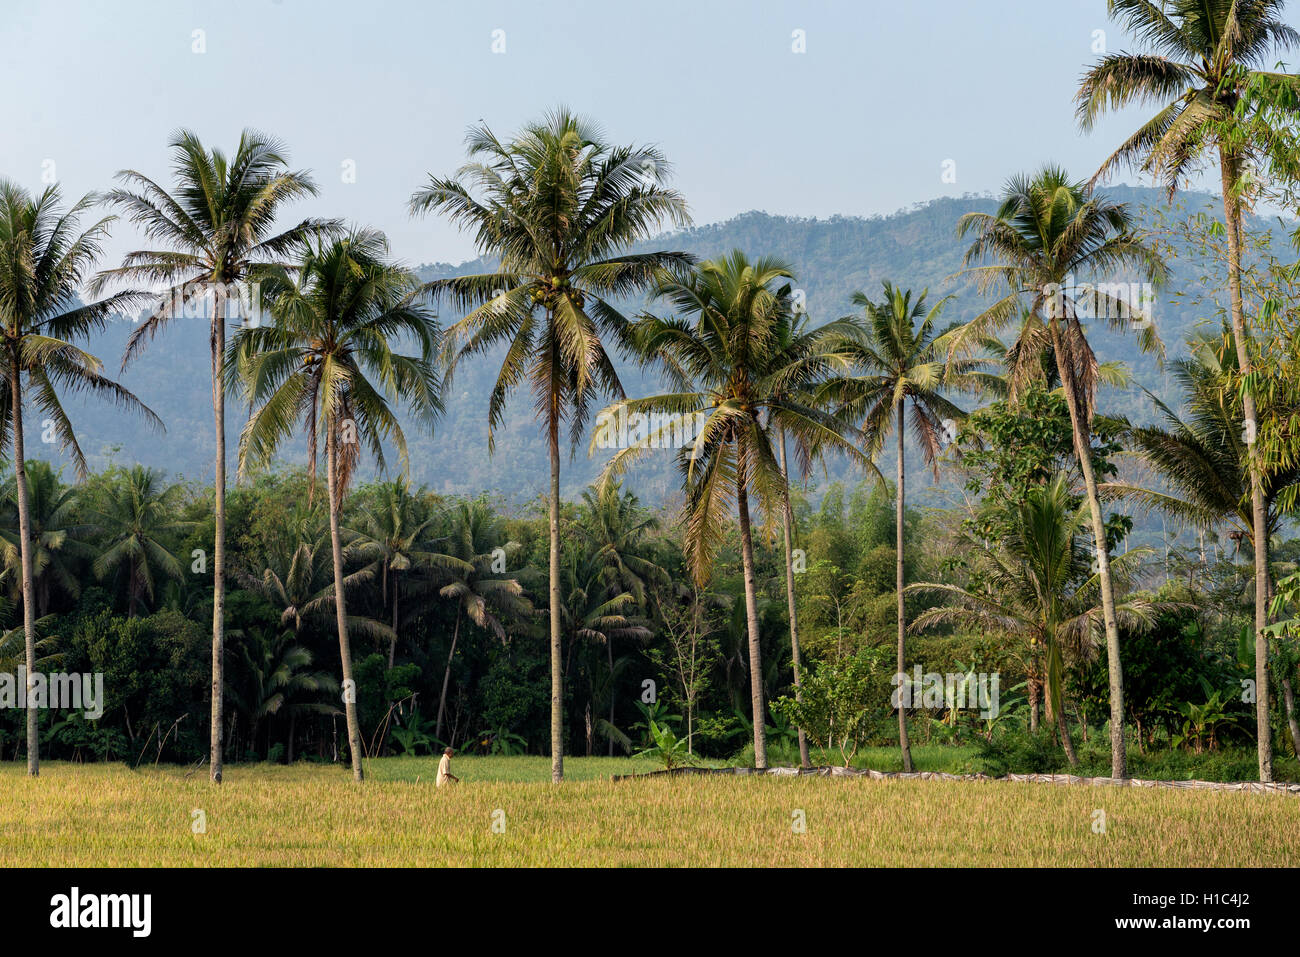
[436,609,460,743]
[896,406,913,772]
[128,561,138,618]
[388,573,398,669]
[1045,645,1078,767]
[1262,566,1299,763]
[1028,672,1040,733]
[547,399,564,783]
[1280,673,1300,763]
[1220,148,1273,783]
[327,422,364,782]
[11,355,38,777]
[778,431,810,769]
[607,638,615,758]
[210,295,227,785]
[1054,696,1078,767]
[735,435,767,769]
[1046,316,1126,779]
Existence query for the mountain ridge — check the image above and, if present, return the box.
[30,185,1267,511]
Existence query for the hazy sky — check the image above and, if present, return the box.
[3,0,1294,271]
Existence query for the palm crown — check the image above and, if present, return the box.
[410,108,693,449]
[0,181,160,474]
[231,228,442,491]
[604,251,863,581]
[94,128,335,357]
[1076,0,1300,191]
[955,165,1167,421]
[817,282,984,475]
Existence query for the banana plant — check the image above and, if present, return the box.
[389,707,437,756]
[474,727,527,756]
[1170,677,1240,754]
[631,699,681,746]
[633,719,691,771]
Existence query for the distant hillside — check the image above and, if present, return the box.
[38,186,1262,510]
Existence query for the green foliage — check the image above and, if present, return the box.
[1171,680,1241,753]
[389,707,437,756]
[977,727,1078,777]
[957,387,1129,552]
[354,656,420,736]
[1076,601,1248,746]
[631,699,681,747]
[474,727,528,756]
[633,719,692,770]
[773,649,889,766]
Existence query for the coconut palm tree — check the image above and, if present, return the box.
[94,129,335,784]
[558,540,652,755]
[1076,0,1299,782]
[909,474,1164,766]
[229,625,339,762]
[409,109,691,781]
[1105,327,1300,757]
[243,511,395,668]
[816,282,984,771]
[86,465,193,617]
[954,166,1167,778]
[345,480,464,668]
[600,252,865,768]
[0,462,93,617]
[764,307,862,769]
[231,228,442,782]
[0,180,159,776]
[577,483,666,754]
[431,499,531,743]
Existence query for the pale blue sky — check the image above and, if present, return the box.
[3,0,1293,270]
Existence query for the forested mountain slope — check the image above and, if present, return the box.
[47,186,1265,509]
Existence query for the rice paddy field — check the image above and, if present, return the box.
[2,756,1298,866]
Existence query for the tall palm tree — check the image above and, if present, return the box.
[87,465,192,617]
[764,307,857,769]
[954,166,1166,778]
[818,282,982,771]
[0,180,159,776]
[94,129,334,784]
[433,499,531,744]
[602,252,863,768]
[0,461,93,617]
[409,109,690,781]
[1104,327,1300,757]
[231,228,442,782]
[1076,0,1299,782]
[910,475,1163,766]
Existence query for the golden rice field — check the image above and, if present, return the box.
[1,756,1296,866]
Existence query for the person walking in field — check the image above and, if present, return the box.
[437,747,459,787]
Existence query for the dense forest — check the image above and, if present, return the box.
[0,409,1284,778]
